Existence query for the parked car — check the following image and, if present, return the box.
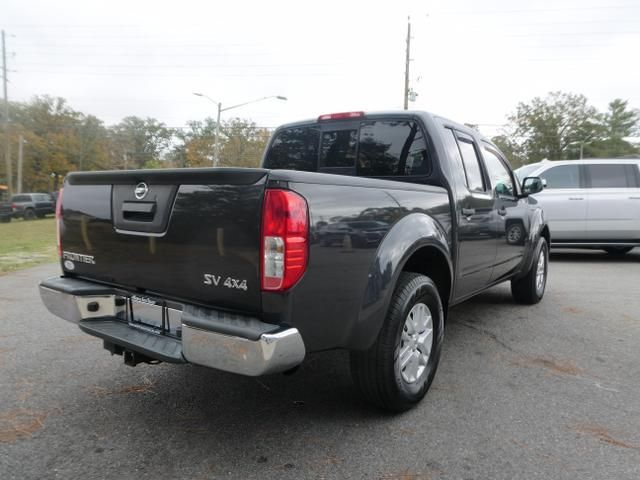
[11,192,56,220]
[40,110,549,411]
[515,159,640,254]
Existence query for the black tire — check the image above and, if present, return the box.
[511,237,548,304]
[350,272,444,412]
[23,209,36,221]
[603,246,633,255]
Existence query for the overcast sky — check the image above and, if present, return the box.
[3,0,640,137]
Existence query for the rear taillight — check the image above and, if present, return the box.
[56,188,64,258]
[261,189,308,291]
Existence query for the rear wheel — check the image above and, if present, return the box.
[23,209,36,221]
[511,237,548,304]
[350,272,444,412]
[603,246,634,255]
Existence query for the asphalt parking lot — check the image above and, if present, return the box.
[1,250,639,480]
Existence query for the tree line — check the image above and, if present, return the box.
[0,95,270,193]
[1,92,638,194]
[492,92,639,167]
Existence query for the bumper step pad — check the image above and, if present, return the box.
[79,319,185,364]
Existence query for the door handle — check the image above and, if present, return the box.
[629,197,640,200]
[568,197,584,200]
[461,208,475,216]
[497,207,507,216]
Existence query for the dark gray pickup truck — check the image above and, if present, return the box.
[40,110,549,411]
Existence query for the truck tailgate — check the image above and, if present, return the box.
[60,168,268,312]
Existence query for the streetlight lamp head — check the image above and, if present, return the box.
[193,92,204,97]
[276,96,288,101]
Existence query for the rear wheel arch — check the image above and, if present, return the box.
[347,213,452,351]
[401,245,452,315]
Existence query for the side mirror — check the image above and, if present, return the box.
[522,176,544,196]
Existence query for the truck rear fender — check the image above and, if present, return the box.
[348,213,453,350]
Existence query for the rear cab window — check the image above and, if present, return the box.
[263,116,432,181]
[263,126,320,171]
[319,128,358,170]
[357,120,430,176]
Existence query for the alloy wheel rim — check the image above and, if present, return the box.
[535,248,546,294]
[398,302,433,384]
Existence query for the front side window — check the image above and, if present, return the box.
[540,165,580,189]
[357,121,430,176]
[483,148,514,196]
[319,129,358,168]
[456,137,485,192]
[586,164,636,188]
[263,126,319,171]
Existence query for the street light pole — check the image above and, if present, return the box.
[193,93,287,167]
[214,101,222,167]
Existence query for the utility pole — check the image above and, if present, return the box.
[2,30,11,194]
[214,101,222,167]
[17,134,23,194]
[403,17,411,110]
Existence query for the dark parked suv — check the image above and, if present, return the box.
[11,193,56,220]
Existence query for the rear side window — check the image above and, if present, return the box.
[11,195,30,202]
[263,127,319,171]
[586,164,638,188]
[539,165,580,189]
[357,121,430,176]
[319,129,358,168]
[456,137,485,192]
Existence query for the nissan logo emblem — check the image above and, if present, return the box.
[134,182,149,200]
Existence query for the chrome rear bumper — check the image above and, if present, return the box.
[39,277,305,376]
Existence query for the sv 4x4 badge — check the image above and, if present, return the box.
[203,274,248,291]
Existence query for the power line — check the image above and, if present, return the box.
[14,62,346,68]
[434,4,640,15]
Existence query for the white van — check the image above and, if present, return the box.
[515,159,640,254]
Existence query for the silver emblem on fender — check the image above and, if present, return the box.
[134,182,149,200]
